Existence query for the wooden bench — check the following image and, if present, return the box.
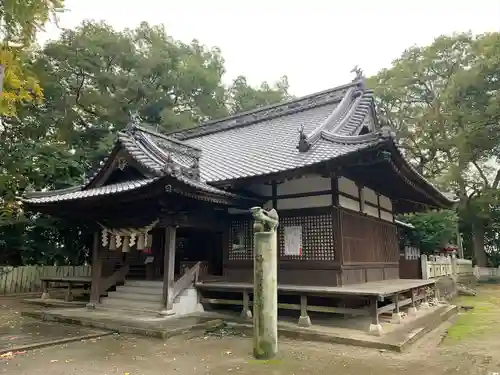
[40,276,92,302]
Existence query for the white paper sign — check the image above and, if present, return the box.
[284,226,302,256]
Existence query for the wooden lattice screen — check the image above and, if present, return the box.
[228,219,253,260]
[279,213,335,260]
[228,212,335,261]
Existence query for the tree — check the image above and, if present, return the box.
[398,210,458,255]
[0,0,64,116]
[0,20,290,265]
[227,75,292,114]
[369,32,500,265]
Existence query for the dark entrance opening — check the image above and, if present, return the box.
[176,227,223,278]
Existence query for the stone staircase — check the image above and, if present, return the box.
[100,280,204,316]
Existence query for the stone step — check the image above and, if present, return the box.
[100,297,160,312]
[109,291,162,303]
[124,280,163,289]
[115,285,163,295]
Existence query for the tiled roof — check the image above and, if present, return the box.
[23,179,158,204]
[22,77,454,208]
[183,102,381,182]
[170,79,381,182]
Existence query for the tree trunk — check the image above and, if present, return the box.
[472,220,488,266]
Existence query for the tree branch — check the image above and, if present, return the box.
[472,160,490,188]
[493,168,500,189]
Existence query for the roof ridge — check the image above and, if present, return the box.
[172,80,365,140]
[133,125,203,152]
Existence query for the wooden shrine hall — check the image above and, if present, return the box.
[22,76,455,334]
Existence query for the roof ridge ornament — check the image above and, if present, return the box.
[125,110,140,133]
[350,65,366,91]
[297,125,310,152]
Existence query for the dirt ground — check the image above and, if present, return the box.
[1,286,500,375]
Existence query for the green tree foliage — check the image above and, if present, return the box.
[0,20,290,265]
[398,210,458,255]
[369,32,500,265]
[0,0,64,116]
[228,75,292,114]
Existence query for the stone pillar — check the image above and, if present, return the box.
[87,232,102,309]
[298,295,312,327]
[160,226,176,316]
[251,207,279,360]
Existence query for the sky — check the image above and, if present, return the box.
[39,0,500,96]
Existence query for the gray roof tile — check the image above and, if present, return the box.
[24,178,158,204]
[183,102,377,182]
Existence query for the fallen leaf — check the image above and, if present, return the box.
[0,352,13,360]
[50,359,58,363]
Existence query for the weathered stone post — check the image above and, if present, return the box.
[251,206,279,360]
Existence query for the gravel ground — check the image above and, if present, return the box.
[1,287,500,375]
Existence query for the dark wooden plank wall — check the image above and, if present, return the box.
[341,209,399,264]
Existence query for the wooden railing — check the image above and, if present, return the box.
[99,264,130,295]
[170,261,200,304]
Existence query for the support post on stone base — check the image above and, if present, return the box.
[391,293,403,324]
[241,290,252,320]
[368,298,383,336]
[159,226,177,317]
[251,206,279,360]
[298,295,312,327]
[41,280,50,300]
[407,288,417,317]
[420,288,430,309]
[87,232,102,309]
[433,283,441,302]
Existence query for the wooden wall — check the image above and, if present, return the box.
[223,173,401,286]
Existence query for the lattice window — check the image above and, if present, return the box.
[279,213,334,260]
[228,219,253,260]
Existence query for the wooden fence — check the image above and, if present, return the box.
[0,265,91,295]
[421,255,473,280]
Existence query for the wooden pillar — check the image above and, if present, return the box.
[86,232,102,309]
[160,225,176,315]
[408,288,418,316]
[241,290,252,319]
[391,293,402,324]
[331,173,344,279]
[368,297,383,336]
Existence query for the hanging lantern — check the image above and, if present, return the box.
[122,237,130,253]
[109,235,117,250]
